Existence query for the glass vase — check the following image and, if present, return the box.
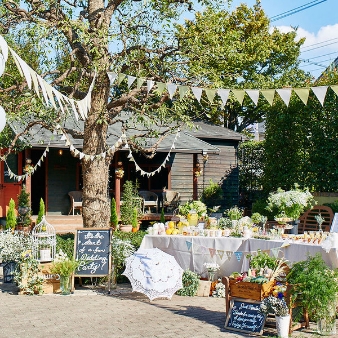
[60,275,72,295]
[208,270,216,281]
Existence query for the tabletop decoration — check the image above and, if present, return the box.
[203,262,220,281]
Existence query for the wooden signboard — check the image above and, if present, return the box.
[74,228,112,291]
[225,298,266,335]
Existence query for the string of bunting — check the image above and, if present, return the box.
[108,71,338,107]
[125,129,180,177]
[0,35,96,122]
[4,143,50,181]
[184,240,290,262]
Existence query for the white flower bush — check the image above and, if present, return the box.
[111,236,135,270]
[0,230,32,262]
[212,279,225,298]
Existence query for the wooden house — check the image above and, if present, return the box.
[0,119,244,217]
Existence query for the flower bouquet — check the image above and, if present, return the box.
[260,294,289,317]
[204,262,220,281]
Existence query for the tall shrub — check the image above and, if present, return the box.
[110,197,118,228]
[36,198,45,224]
[6,198,16,230]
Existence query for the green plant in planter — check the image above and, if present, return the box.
[17,186,32,227]
[287,253,338,323]
[36,198,45,225]
[225,206,243,221]
[6,198,17,230]
[246,249,278,271]
[110,197,118,229]
[131,207,138,229]
[120,180,143,225]
[176,270,200,297]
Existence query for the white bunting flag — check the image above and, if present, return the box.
[107,72,118,84]
[0,35,9,61]
[167,83,177,99]
[127,75,137,88]
[191,87,203,102]
[217,89,230,107]
[0,54,6,77]
[147,80,155,93]
[276,88,292,106]
[245,89,260,106]
[311,86,328,106]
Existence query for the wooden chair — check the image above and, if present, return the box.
[298,205,334,234]
[138,191,158,213]
[68,191,83,215]
[161,190,180,212]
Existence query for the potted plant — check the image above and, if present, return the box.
[266,185,315,221]
[120,180,143,232]
[36,198,45,225]
[6,198,17,231]
[287,253,338,335]
[50,249,84,295]
[260,290,290,338]
[110,197,118,230]
[16,187,32,232]
[131,207,139,232]
[178,200,207,220]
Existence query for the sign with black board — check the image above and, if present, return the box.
[225,298,266,335]
[74,228,112,277]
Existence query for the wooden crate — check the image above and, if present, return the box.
[229,279,274,301]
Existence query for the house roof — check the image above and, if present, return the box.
[11,118,221,154]
[188,120,245,141]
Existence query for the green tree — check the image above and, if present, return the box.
[37,198,45,225]
[6,198,16,230]
[0,0,223,228]
[110,197,118,228]
[175,2,311,131]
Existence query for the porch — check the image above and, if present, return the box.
[33,213,174,234]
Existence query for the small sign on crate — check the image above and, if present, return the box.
[229,279,275,301]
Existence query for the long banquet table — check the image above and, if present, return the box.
[140,235,338,278]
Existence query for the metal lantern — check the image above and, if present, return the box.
[32,216,56,262]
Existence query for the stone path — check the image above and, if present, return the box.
[0,271,331,338]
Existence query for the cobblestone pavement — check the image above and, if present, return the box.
[0,272,331,338]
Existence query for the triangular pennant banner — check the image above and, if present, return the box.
[330,85,338,96]
[231,89,245,105]
[276,88,292,106]
[107,72,118,84]
[245,89,260,106]
[311,86,328,106]
[156,82,166,95]
[127,75,137,88]
[137,77,145,89]
[186,241,192,251]
[260,89,275,106]
[147,80,154,93]
[179,86,189,99]
[217,250,225,260]
[294,88,310,105]
[234,251,243,262]
[281,242,290,248]
[191,87,203,102]
[118,73,126,85]
[204,88,217,103]
[217,89,230,107]
[167,83,177,99]
[226,251,233,260]
[209,248,216,258]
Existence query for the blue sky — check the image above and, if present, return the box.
[230,0,338,78]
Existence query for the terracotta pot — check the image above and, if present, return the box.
[119,224,132,232]
[132,227,138,232]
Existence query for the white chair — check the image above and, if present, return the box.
[68,191,83,215]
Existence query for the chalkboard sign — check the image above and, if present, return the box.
[74,228,112,277]
[225,298,266,335]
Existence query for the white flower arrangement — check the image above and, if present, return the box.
[0,230,32,262]
[111,236,135,270]
[203,262,220,272]
[212,278,225,298]
[179,200,207,218]
[260,295,289,317]
[266,186,315,220]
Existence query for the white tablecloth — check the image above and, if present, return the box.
[140,235,338,278]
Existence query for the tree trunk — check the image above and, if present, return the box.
[81,72,111,228]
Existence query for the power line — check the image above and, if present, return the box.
[270,0,327,22]
[302,40,338,53]
[302,50,338,60]
[300,37,338,50]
